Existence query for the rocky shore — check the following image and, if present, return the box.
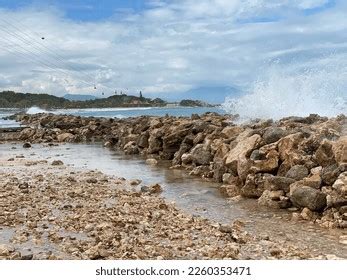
[1,156,322,260]
[1,112,347,231]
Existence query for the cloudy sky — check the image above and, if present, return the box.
[0,0,346,102]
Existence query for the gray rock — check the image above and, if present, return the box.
[265,176,296,193]
[23,142,32,148]
[86,178,98,184]
[321,164,342,186]
[286,165,309,181]
[263,127,287,144]
[250,149,262,160]
[51,160,64,166]
[190,144,212,166]
[290,186,327,211]
[315,140,336,167]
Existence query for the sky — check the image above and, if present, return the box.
[0,0,346,102]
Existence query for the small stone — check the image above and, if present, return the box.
[0,244,14,257]
[103,141,113,148]
[141,184,162,194]
[18,182,29,189]
[51,160,64,166]
[21,253,34,260]
[270,249,282,257]
[146,159,158,165]
[219,224,233,233]
[86,178,98,184]
[130,179,142,186]
[23,142,32,148]
[301,207,315,220]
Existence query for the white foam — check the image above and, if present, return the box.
[55,107,153,114]
[26,106,48,114]
[223,61,347,122]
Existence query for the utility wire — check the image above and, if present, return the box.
[0,39,94,88]
[0,18,115,94]
[0,18,98,83]
[0,25,92,84]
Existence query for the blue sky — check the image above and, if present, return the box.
[0,0,147,21]
[0,0,346,105]
[0,0,337,21]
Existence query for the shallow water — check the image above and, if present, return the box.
[0,106,225,128]
[0,142,346,258]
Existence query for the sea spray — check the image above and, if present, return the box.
[26,106,48,114]
[223,62,347,122]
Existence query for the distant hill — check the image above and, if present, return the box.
[170,86,241,104]
[0,91,167,109]
[63,94,99,101]
[179,99,213,107]
[0,91,70,108]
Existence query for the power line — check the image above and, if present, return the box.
[0,18,98,83]
[0,40,93,88]
[0,18,116,94]
[0,25,90,82]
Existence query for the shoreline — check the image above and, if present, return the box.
[0,112,346,259]
[4,112,346,229]
[0,154,324,260]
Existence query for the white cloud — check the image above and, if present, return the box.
[0,0,346,101]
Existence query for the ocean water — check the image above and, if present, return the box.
[0,106,225,128]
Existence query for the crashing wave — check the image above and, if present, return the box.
[223,61,347,122]
[26,106,48,114]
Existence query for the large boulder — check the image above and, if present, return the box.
[315,140,336,167]
[57,132,75,142]
[221,126,243,139]
[137,131,149,148]
[172,142,192,165]
[225,132,262,174]
[333,136,347,164]
[264,176,295,193]
[219,184,240,197]
[162,127,190,157]
[250,150,279,174]
[147,129,163,154]
[240,174,268,198]
[321,164,343,186]
[263,127,287,144]
[19,128,36,140]
[258,190,290,209]
[213,142,230,181]
[277,133,306,167]
[332,172,347,196]
[190,144,213,166]
[290,186,327,211]
[123,141,139,155]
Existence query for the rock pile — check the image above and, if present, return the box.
[9,112,347,228]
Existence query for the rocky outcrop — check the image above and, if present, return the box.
[5,112,347,229]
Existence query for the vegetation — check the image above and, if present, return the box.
[0,91,213,109]
[179,99,212,107]
[0,91,167,109]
